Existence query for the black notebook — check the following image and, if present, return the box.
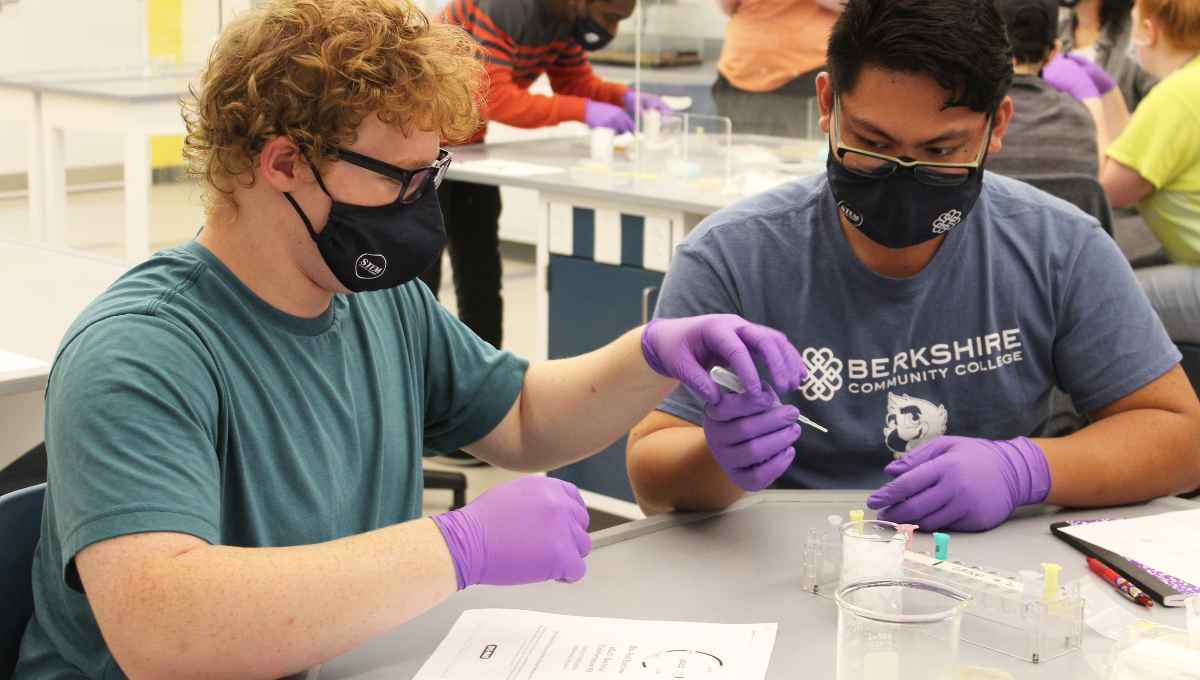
[1051,520,1199,607]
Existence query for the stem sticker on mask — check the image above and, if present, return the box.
[838,201,865,227]
[355,253,387,280]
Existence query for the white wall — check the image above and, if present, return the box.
[622,0,729,44]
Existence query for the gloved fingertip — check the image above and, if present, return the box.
[866,493,890,510]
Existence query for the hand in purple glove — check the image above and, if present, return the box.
[584,100,635,133]
[1064,53,1117,96]
[431,476,591,589]
[622,90,673,116]
[866,436,1052,532]
[641,314,806,405]
[704,386,802,491]
[1042,55,1101,101]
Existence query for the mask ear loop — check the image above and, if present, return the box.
[283,150,333,241]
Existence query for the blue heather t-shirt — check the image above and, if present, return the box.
[16,240,527,679]
[655,173,1179,490]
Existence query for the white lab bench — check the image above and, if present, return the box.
[0,65,198,262]
[0,62,717,261]
[0,239,129,470]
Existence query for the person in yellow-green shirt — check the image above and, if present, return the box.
[1102,0,1200,342]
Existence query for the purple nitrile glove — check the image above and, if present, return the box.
[641,314,806,405]
[431,476,591,589]
[584,100,635,133]
[1042,55,1101,101]
[621,90,673,116]
[1065,53,1117,96]
[703,386,802,491]
[866,436,1051,532]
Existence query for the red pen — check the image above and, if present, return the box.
[1088,557,1154,608]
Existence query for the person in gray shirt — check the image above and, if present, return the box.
[627,0,1200,533]
[1059,0,1158,110]
[989,0,1100,178]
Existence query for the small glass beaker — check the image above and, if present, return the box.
[835,578,970,680]
[841,520,906,586]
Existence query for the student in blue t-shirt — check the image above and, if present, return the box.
[14,2,805,678]
[627,0,1200,531]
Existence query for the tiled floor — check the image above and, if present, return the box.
[0,180,543,517]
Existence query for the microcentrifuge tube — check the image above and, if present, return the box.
[849,509,864,535]
[1041,563,1061,603]
[804,529,820,587]
[1019,570,1041,603]
[933,532,950,560]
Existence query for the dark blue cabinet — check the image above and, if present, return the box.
[547,255,664,502]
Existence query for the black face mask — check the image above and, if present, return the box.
[824,97,992,250]
[284,158,447,292]
[825,153,986,249]
[573,15,614,51]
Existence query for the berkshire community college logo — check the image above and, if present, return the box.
[355,253,387,280]
[931,209,962,234]
[883,392,948,458]
[799,347,844,401]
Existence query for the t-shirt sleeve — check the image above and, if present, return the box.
[45,315,222,590]
[1106,83,1200,190]
[1053,228,1181,413]
[417,283,529,453]
[653,233,744,425]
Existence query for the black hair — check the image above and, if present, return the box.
[827,0,1015,114]
[1004,2,1059,64]
[1098,0,1134,38]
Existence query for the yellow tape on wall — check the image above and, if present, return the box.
[149,0,185,169]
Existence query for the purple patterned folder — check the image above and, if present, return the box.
[1052,519,1200,606]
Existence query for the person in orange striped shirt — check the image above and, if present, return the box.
[426,0,671,465]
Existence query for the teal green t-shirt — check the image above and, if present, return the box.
[15,240,527,679]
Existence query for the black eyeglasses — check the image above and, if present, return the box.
[336,147,454,204]
[831,96,991,188]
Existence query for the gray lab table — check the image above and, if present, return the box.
[314,491,1195,679]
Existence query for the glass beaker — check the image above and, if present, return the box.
[835,578,970,680]
[841,520,906,587]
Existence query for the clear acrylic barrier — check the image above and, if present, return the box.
[620,0,829,199]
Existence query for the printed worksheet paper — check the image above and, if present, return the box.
[413,609,777,680]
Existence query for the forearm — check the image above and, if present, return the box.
[1099,88,1130,145]
[1082,97,1110,167]
[628,424,744,515]
[1036,410,1200,507]
[550,69,627,106]
[503,328,676,471]
[94,520,456,679]
[487,67,587,127]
